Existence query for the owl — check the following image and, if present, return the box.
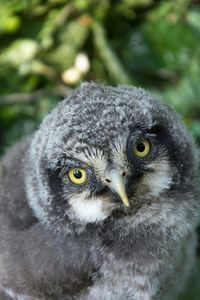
[0,82,199,300]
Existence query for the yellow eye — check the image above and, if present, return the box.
[133,139,151,157]
[68,168,87,185]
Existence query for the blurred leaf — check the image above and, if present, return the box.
[187,10,200,33]
[0,15,21,33]
[59,18,90,49]
[46,44,76,70]
[0,39,38,66]
[161,75,200,117]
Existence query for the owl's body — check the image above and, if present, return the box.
[0,83,199,300]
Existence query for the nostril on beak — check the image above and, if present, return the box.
[105,178,111,183]
[122,171,126,177]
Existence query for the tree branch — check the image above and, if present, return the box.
[0,85,72,106]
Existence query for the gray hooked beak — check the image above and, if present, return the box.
[108,170,130,207]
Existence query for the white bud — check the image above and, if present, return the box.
[61,67,81,84]
[75,53,90,74]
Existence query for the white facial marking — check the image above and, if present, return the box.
[69,191,113,224]
[143,159,172,196]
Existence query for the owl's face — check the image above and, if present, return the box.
[26,83,195,233]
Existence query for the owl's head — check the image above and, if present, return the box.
[25,83,197,234]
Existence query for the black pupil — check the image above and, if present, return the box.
[136,142,145,152]
[74,170,82,179]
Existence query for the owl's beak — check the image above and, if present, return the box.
[109,170,130,207]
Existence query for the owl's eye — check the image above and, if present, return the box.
[68,168,87,185]
[133,139,151,157]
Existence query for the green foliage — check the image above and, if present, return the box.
[0,1,200,297]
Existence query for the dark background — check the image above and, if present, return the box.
[0,0,200,299]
